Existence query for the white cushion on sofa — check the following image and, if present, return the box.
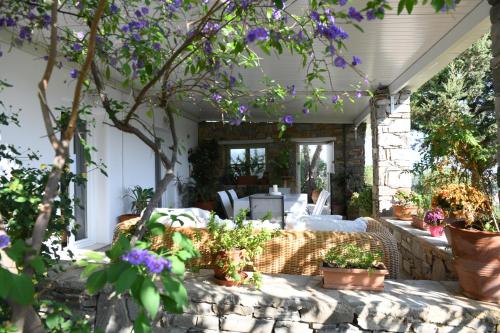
[153,207,215,228]
[287,216,368,232]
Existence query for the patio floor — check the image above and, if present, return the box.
[49,267,500,333]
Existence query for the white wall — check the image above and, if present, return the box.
[0,41,199,246]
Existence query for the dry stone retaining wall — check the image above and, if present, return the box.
[47,268,498,333]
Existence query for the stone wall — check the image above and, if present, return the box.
[378,218,457,281]
[198,122,366,214]
[371,91,412,215]
[48,267,498,333]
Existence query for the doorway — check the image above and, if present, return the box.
[296,141,334,204]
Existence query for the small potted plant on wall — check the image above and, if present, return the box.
[392,190,421,221]
[433,184,500,302]
[423,208,445,237]
[119,185,154,223]
[321,243,388,291]
[206,210,279,287]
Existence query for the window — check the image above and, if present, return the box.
[229,146,266,177]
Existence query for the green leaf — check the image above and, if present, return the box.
[140,278,160,318]
[133,311,151,333]
[106,235,131,261]
[167,256,185,275]
[6,239,27,264]
[147,222,165,236]
[81,263,102,278]
[405,0,415,13]
[122,63,132,76]
[10,274,34,305]
[397,0,406,14]
[114,266,138,294]
[0,268,12,298]
[29,256,46,275]
[14,196,27,203]
[273,0,284,9]
[106,261,129,283]
[86,270,107,295]
[162,275,188,313]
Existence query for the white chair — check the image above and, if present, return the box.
[227,189,238,203]
[268,187,291,195]
[217,191,233,218]
[310,190,330,215]
[249,194,285,229]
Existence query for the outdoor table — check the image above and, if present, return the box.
[233,193,308,217]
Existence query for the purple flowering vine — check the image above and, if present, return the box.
[332,95,340,103]
[302,107,309,114]
[352,56,362,66]
[334,56,347,69]
[70,69,79,79]
[0,235,10,249]
[122,248,172,274]
[246,27,268,43]
[282,114,294,125]
[347,7,363,22]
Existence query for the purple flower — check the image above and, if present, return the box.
[212,93,222,103]
[347,7,363,22]
[334,56,347,69]
[355,91,362,98]
[202,22,220,35]
[229,75,236,88]
[153,42,161,51]
[424,209,445,226]
[122,248,148,265]
[72,43,82,51]
[238,105,248,114]
[229,118,242,126]
[327,45,335,55]
[246,27,268,43]
[332,95,340,103]
[42,14,51,28]
[282,114,294,125]
[287,84,296,97]
[121,25,129,33]
[310,11,320,22]
[203,40,212,54]
[134,9,142,17]
[0,235,10,249]
[70,69,79,79]
[366,10,376,20]
[6,17,16,27]
[164,259,172,272]
[110,3,119,14]
[338,0,347,5]
[19,26,31,40]
[302,107,309,114]
[144,255,167,274]
[272,10,282,20]
[132,33,141,42]
[141,6,149,15]
[137,59,145,68]
[352,56,362,66]
[203,0,210,3]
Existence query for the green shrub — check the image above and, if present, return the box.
[323,243,383,270]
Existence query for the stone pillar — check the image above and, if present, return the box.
[371,89,412,216]
[489,0,500,203]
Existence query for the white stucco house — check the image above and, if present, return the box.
[0,0,492,249]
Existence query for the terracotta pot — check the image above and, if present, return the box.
[321,265,388,291]
[214,271,248,287]
[411,215,429,231]
[446,222,500,303]
[429,225,444,237]
[213,249,246,280]
[393,205,417,221]
[311,190,320,204]
[195,201,216,211]
[118,214,140,223]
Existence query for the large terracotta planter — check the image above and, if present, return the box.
[321,265,388,291]
[411,215,429,231]
[118,214,140,223]
[393,204,417,221]
[446,222,500,303]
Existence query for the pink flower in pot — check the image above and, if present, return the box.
[424,208,445,237]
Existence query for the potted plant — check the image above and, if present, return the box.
[206,210,279,287]
[119,185,154,223]
[423,208,445,237]
[321,243,388,291]
[188,140,220,210]
[433,184,500,302]
[411,209,428,231]
[392,190,421,221]
[347,185,373,219]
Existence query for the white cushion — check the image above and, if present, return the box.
[153,208,215,228]
[286,216,367,232]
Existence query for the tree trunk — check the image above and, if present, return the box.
[489,0,500,203]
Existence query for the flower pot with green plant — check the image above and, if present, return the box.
[432,184,500,303]
[206,210,279,287]
[119,185,154,223]
[321,243,388,291]
[347,185,373,219]
[392,190,421,221]
[188,140,220,210]
[423,208,445,237]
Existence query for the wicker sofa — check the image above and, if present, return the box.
[114,217,400,279]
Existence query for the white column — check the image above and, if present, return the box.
[371,90,413,215]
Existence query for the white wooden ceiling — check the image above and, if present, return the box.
[186,0,490,124]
